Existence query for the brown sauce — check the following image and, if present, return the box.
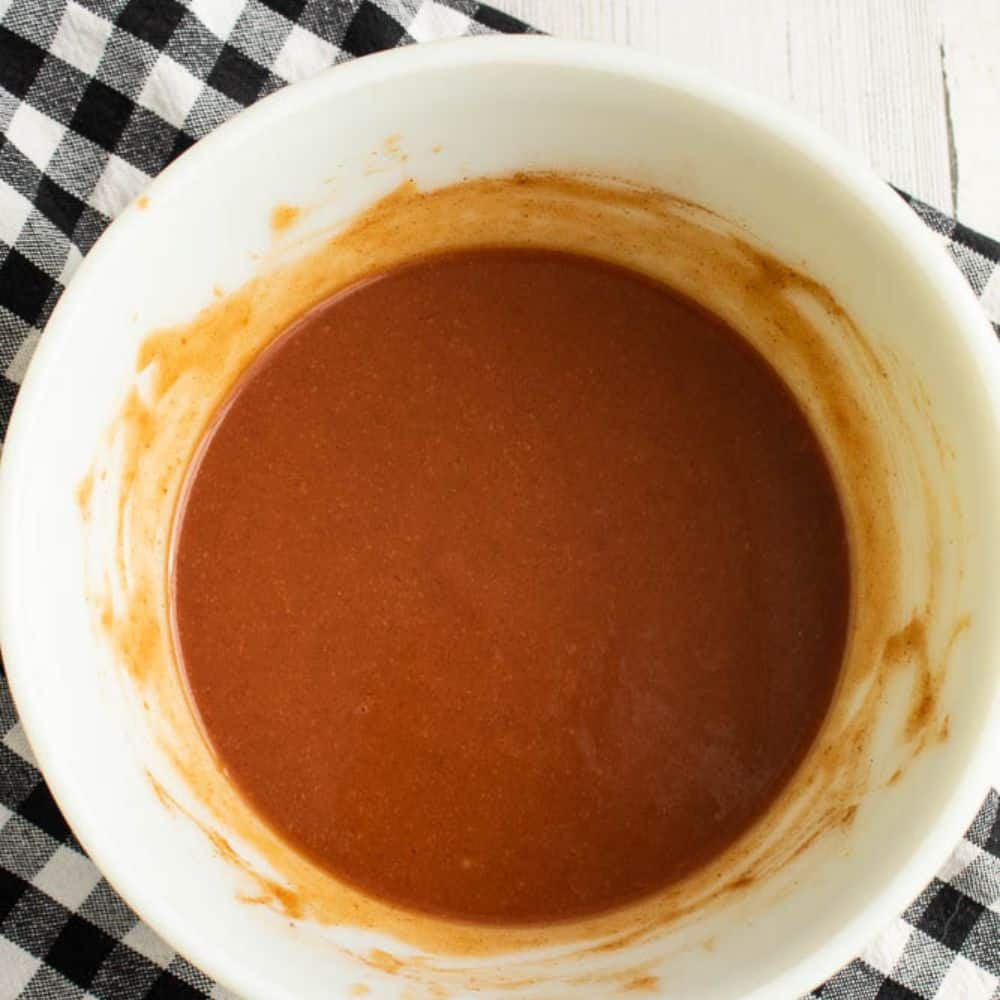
[172,247,850,924]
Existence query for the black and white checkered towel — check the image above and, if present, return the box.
[1,3,1000,998]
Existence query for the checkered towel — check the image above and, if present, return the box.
[1,2,999,998]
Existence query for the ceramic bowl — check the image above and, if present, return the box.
[3,36,1000,999]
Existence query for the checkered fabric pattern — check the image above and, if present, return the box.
[0,2,998,998]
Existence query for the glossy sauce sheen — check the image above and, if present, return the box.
[173,248,850,924]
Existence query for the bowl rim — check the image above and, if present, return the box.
[2,33,1000,1000]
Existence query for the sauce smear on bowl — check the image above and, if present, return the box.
[172,248,850,923]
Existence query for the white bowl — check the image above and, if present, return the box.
[3,36,1000,999]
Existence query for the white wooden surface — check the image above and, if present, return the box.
[492,0,1000,238]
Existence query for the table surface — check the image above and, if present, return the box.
[492,0,1000,238]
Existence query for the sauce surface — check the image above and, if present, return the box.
[173,248,850,924]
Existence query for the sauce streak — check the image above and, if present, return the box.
[173,248,850,924]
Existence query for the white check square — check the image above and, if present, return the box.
[1,720,38,767]
[5,330,41,386]
[138,53,203,130]
[123,921,175,968]
[0,938,41,1000]
[860,915,914,977]
[58,242,83,288]
[407,1,473,42]
[938,837,982,883]
[210,985,243,1000]
[32,845,103,912]
[190,0,245,41]
[981,267,1000,332]
[88,153,151,219]
[49,0,113,78]
[7,103,66,172]
[0,183,34,249]
[936,953,999,1000]
[272,25,338,83]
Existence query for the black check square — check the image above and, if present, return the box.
[117,0,186,50]
[473,3,528,33]
[0,26,47,99]
[342,0,406,56]
[17,782,73,842]
[259,0,309,19]
[0,867,29,923]
[875,980,925,1000]
[207,43,269,104]
[69,78,133,151]
[147,969,208,999]
[0,247,56,325]
[45,913,117,988]
[35,175,86,237]
[918,883,985,951]
[169,130,196,163]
